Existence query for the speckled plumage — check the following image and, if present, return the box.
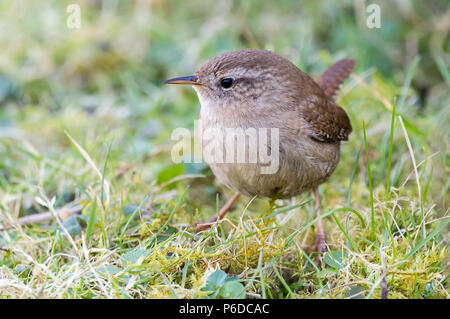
[188,49,353,199]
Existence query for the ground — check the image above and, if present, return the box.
[0,0,448,298]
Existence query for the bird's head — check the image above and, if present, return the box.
[164,49,303,110]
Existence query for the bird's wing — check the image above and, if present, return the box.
[299,94,352,143]
[296,58,354,142]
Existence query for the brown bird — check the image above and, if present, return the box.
[165,49,354,253]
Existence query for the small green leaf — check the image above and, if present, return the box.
[97,265,121,275]
[225,275,239,282]
[203,270,227,292]
[347,285,365,299]
[323,251,348,270]
[219,281,245,299]
[60,215,86,236]
[156,164,184,185]
[121,248,150,265]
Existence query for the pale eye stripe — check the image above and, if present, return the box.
[215,67,260,79]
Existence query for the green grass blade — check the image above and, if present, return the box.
[400,218,450,265]
[434,54,450,87]
[272,264,296,299]
[363,121,376,242]
[86,198,97,241]
[397,56,420,111]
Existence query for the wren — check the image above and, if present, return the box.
[165,49,355,253]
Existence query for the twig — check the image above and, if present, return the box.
[0,204,82,231]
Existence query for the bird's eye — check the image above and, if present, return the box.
[220,78,234,89]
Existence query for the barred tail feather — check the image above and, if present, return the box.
[316,59,355,101]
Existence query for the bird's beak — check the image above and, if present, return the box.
[164,75,202,86]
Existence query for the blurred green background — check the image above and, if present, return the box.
[0,0,448,114]
[0,0,449,299]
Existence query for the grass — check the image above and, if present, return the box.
[0,0,449,299]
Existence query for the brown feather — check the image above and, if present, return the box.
[316,59,355,101]
[297,58,355,142]
[298,94,352,143]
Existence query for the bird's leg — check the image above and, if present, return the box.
[194,192,240,233]
[268,197,276,212]
[313,187,328,254]
[267,188,283,214]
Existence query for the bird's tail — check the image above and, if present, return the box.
[316,59,355,101]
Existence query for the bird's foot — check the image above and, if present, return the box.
[299,232,328,265]
[193,216,218,233]
[193,192,240,233]
[314,231,328,252]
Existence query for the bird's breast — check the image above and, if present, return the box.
[197,104,341,198]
